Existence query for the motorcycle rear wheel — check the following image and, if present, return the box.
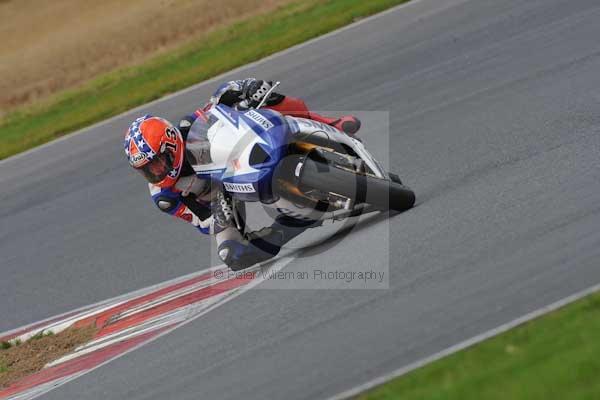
[298,155,415,212]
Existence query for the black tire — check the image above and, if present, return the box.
[299,157,415,212]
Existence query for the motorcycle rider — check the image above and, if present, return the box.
[124,78,361,270]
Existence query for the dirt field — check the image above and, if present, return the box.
[0,326,96,388]
[0,0,294,114]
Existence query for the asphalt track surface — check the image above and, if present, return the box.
[2,0,600,398]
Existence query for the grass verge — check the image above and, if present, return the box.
[358,290,600,400]
[0,0,409,160]
[0,326,96,388]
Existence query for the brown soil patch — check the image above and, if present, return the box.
[0,326,96,388]
[0,0,295,114]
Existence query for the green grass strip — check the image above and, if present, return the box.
[359,290,600,400]
[0,0,408,160]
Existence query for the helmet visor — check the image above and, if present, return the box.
[137,152,173,184]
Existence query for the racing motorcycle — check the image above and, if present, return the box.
[187,83,415,238]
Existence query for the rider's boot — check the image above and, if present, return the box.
[217,216,321,270]
[266,96,361,136]
[217,229,283,271]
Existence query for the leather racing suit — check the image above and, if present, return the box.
[148,79,359,270]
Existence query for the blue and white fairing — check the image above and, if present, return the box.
[186,105,290,202]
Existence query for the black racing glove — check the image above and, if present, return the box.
[243,79,271,107]
[213,78,283,109]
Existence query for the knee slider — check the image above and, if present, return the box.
[154,195,177,213]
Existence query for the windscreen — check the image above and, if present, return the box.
[186,111,220,165]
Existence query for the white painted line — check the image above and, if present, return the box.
[12,300,131,343]
[0,265,228,342]
[7,374,84,400]
[46,316,180,367]
[7,257,293,400]
[112,273,226,321]
[326,283,600,400]
[0,0,420,166]
[47,291,231,367]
